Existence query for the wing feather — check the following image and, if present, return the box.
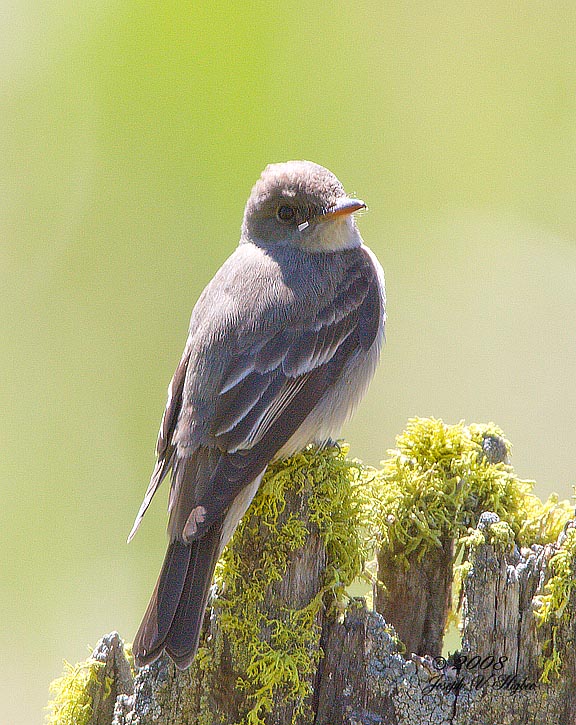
[181,329,361,541]
[127,343,192,542]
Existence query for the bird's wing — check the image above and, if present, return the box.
[169,248,383,541]
[127,342,192,542]
[129,247,383,543]
[211,261,375,452]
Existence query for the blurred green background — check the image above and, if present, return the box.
[2,2,575,722]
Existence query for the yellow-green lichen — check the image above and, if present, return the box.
[45,658,108,725]
[365,417,574,645]
[535,526,576,682]
[485,520,516,548]
[210,444,366,725]
[519,492,574,547]
[366,418,571,569]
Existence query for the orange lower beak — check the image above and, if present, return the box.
[323,198,367,219]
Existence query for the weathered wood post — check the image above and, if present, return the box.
[46,420,576,725]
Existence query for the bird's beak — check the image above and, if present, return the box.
[323,197,367,220]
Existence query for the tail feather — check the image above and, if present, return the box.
[133,540,190,667]
[133,526,223,669]
[165,522,223,668]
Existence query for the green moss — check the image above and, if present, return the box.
[535,527,576,682]
[519,492,574,547]
[45,658,108,725]
[485,520,516,548]
[367,419,514,563]
[365,416,575,653]
[366,418,571,569]
[307,446,367,594]
[211,444,365,725]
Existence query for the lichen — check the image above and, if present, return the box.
[365,418,572,563]
[45,658,108,725]
[364,417,574,638]
[535,526,576,682]
[366,419,521,565]
[519,492,574,547]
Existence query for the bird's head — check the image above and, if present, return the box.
[241,160,366,252]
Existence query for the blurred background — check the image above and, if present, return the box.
[2,2,575,722]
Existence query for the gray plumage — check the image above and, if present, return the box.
[130,160,386,669]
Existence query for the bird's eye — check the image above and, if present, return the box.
[276,205,296,223]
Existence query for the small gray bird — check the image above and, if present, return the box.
[129,160,386,669]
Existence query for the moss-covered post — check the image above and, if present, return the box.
[47,419,576,725]
[112,447,366,725]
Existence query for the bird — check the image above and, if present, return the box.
[129,160,386,669]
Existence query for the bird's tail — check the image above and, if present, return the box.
[133,522,222,669]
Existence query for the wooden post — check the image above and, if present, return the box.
[46,424,576,725]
